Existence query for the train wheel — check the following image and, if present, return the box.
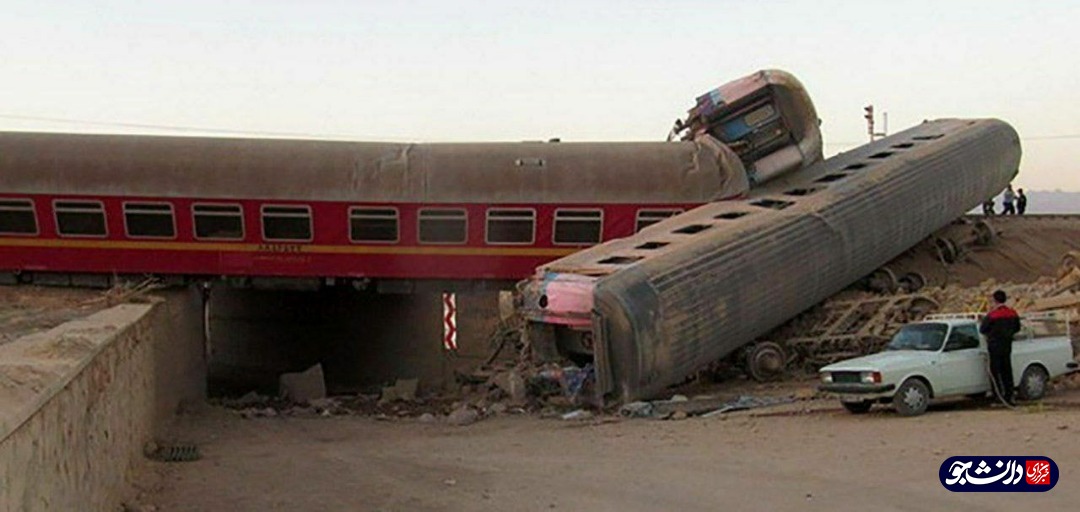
[934,238,958,264]
[867,267,898,294]
[746,341,786,382]
[898,272,926,293]
[972,220,995,246]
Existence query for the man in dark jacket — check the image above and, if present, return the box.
[979,290,1022,404]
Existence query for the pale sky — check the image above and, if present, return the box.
[2,0,1078,191]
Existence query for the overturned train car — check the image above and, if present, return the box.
[0,70,817,288]
[521,118,1021,403]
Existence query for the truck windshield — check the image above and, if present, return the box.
[885,323,948,351]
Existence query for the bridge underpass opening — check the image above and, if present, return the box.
[204,285,503,397]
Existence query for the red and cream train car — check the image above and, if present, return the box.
[0,69,821,290]
[0,131,747,289]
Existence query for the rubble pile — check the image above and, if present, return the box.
[924,250,1079,339]
[216,349,609,426]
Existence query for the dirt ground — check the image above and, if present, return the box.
[139,378,1080,512]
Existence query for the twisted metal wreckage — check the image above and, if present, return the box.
[519,69,1021,404]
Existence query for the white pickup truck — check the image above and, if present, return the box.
[819,312,1078,416]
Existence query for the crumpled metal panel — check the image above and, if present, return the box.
[588,118,1020,403]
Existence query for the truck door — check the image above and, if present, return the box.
[935,324,989,395]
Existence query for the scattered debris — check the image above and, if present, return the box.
[231,391,269,408]
[144,441,201,462]
[77,277,164,307]
[618,401,655,418]
[491,369,528,405]
[237,406,278,419]
[700,395,797,418]
[379,378,419,404]
[560,409,593,421]
[447,405,480,426]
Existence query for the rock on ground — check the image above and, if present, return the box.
[279,364,327,404]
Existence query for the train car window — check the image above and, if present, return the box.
[750,198,795,210]
[54,200,107,237]
[124,202,176,239]
[193,204,244,240]
[349,207,399,243]
[261,205,313,242]
[486,208,535,245]
[419,208,467,244]
[553,209,603,245]
[0,199,38,235]
[815,173,849,183]
[714,212,750,220]
[635,209,683,232]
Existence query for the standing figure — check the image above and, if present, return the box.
[1016,188,1027,215]
[1002,185,1016,215]
[979,290,1022,405]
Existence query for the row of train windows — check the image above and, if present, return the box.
[0,200,682,245]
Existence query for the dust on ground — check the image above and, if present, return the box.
[140,378,1080,512]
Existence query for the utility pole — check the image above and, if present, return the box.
[864,104,888,141]
[864,105,875,142]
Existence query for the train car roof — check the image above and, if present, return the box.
[0,131,742,204]
[539,118,1019,275]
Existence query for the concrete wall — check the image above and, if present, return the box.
[0,288,205,511]
[208,287,502,394]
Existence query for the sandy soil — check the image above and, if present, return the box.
[141,380,1080,512]
[0,286,108,344]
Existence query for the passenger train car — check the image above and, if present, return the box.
[520,118,1021,403]
[0,70,819,290]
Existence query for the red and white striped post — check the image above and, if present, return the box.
[442,292,457,351]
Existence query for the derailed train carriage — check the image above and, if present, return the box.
[0,70,818,289]
[521,118,1021,404]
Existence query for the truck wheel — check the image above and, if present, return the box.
[842,401,873,414]
[893,379,930,416]
[1017,365,1049,401]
